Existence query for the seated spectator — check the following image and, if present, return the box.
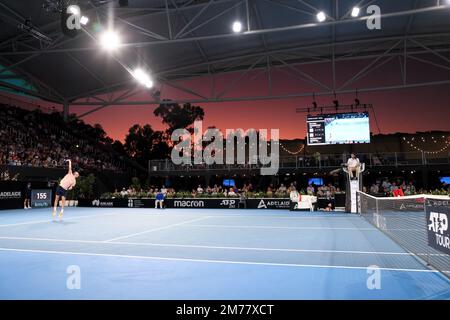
[228,188,237,197]
[155,189,165,209]
[382,179,391,192]
[370,183,379,194]
[266,186,273,197]
[408,182,416,194]
[278,184,287,194]
[404,186,412,196]
[393,188,405,197]
[390,182,398,194]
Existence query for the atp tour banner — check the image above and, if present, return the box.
[426,199,450,255]
[78,198,293,210]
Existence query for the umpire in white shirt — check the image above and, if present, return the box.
[347,153,361,180]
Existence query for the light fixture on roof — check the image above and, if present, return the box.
[316,11,326,22]
[351,7,360,17]
[80,16,89,25]
[100,30,121,50]
[145,80,154,88]
[232,21,243,33]
[133,68,154,88]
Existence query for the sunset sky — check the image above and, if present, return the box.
[64,55,450,142]
[71,81,450,142]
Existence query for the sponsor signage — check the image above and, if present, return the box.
[0,191,22,199]
[426,199,450,255]
[78,198,293,210]
[31,189,52,208]
[231,198,291,210]
[0,181,24,210]
[398,198,425,211]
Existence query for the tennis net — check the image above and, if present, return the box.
[357,192,450,278]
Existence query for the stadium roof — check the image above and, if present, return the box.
[0,0,449,108]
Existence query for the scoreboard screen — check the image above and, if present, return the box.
[307,112,371,145]
[31,189,53,208]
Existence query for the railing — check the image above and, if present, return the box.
[149,152,450,172]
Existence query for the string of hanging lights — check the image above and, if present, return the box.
[280,143,305,155]
[403,136,450,154]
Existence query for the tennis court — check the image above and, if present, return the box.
[0,208,449,300]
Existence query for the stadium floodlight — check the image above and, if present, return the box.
[232,21,243,33]
[80,16,89,25]
[133,68,154,88]
[68,5,80,15]
[100,30,121,50]
[145,80,154,89]
[316,11,326,22]
[351,7,360,17]
[133,68,148,82]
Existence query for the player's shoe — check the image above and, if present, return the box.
[59,210,64,219]
[52,209,57,217]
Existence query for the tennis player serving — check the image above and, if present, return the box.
[53,159,79,219]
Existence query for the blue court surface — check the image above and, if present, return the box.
[0,208,448,300]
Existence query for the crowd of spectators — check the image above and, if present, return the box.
[0,104,124,172]
[107,181,344,199]
[366,179,418,196]
[112,186,176,198]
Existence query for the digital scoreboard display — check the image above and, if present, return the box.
[307,112,371,145]
[31,189,52,208]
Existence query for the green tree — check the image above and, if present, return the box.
[154,101,204,133]
[69,174,96,199]
[124,124,171,164]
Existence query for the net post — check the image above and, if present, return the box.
[375,196,379,217]
[356,191,359,215]
[424,196,431,266]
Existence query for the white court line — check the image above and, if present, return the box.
[0,212,124,228]
[0,247,446,274]
[187,224,424,232]
[206,215,360,219]
[1,235,447,257]
[103,216,212,242]
[118,213,361,220]
[187,224,376,231]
